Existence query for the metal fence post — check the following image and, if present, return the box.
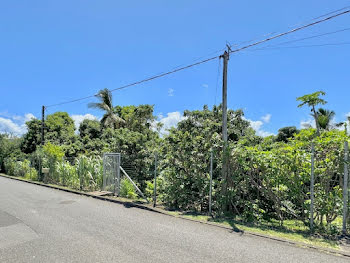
[153,153,157,207]
[310,142,315,231]
[209,150,213,215]
[39,155,42,182]
[80,168,83,191]
[115,154,121,196]
[102,154,106,191]
[343,141,349,234]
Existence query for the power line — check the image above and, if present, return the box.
[227,9,350,55]
[45,8,350,108]
[46,55,220,108]
[257,27,350,48]
[158,48,225,74]
[252,42,350,51]
[228,6,350,49]
[310,6,350,21]
[108,56,220,92]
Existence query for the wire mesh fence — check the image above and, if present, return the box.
[2,138,350,234]
[102,153,120,195]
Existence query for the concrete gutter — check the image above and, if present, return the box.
[1,173,349,258]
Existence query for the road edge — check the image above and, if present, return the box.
[1,173,349,258]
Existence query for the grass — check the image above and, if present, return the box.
[167,212,340,250]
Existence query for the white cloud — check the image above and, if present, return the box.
[0,111,13,118]
[0,113,36,136]
[24,113,35,122]
[168,88,174,97]
[244,116,274,137]
[71,114,98,130]
[300,119,315,129]
[153,111,186,135]
[261,114,271,123]
[249,119,263,131]
[0,117,23,135]
[202,84,209,88]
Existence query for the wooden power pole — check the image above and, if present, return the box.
[222,50,229,143]
[220,47,230,210]
[41,105,45,145]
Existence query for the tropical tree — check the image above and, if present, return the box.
[334,115,350,135]
[313,108,335,131]
[275,126,299,142]
[88,88,125,129]
[45,112,76,145]
[297,91,327,136]
[0,134,23,172]
[21,118,42,153]
[79,119,101,139]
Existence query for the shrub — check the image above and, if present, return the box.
[120,178,137,199]
[4,157,16,176]
[43,142,64,183]
[145,176,165,202]
[3,158,37,180]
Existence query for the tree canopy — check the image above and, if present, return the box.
[88,88,125,129]
[2,89,350,237]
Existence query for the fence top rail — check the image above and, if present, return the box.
[103,153,121,157]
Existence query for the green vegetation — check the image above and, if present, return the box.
[168,212,339,249]
[1,90,350,246]
[120,178,137,199]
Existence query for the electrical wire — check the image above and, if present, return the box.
[45,8,350,108]
[227,9,350,55]
[252,42,350,51]
[308,6,350,21]
[227,6,350,49]
[45,55,220,108]
[256,27,350,48]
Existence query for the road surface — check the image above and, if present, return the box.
[0,176,348,263]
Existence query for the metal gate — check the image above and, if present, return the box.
[102,153,121,195]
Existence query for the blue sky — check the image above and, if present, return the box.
[1,1,349,136]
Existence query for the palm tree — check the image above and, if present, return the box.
[88,88,125,129]
[297,91,327,136]
[312,108,335,131]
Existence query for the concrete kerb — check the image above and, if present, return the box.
[1,173,349,259]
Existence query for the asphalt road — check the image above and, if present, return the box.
[0,176,348,263]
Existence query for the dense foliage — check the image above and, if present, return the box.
[1,90,350,236]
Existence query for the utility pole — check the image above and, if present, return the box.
[41,105,45,145]
[221,49,229,144]
[220,46,230,211]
